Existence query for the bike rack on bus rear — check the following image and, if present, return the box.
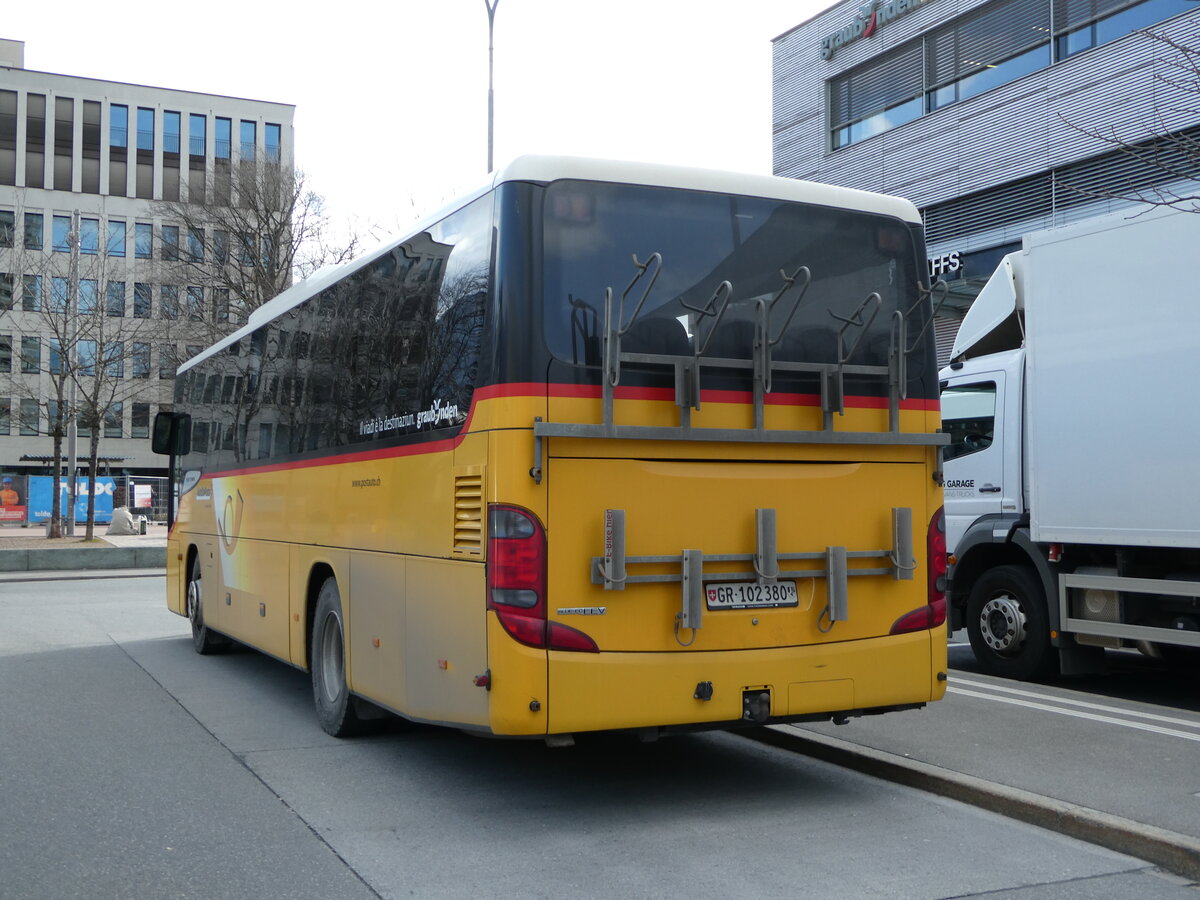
[531,254,949,634]
[592,506,918,636]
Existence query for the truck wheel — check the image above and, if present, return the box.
[966,565,1055,680]
[310,576,367,737]
[187,555,230,655]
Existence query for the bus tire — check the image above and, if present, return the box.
[311,576,366,737]
[966,565,1056,681]
[187,555,230,655]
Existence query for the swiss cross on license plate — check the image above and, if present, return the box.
[705,581,799,610]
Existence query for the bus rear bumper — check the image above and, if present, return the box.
[538,628,946,736]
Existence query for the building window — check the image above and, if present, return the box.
[162,225,180,261]
[188,228,204,261]
[240,120,256,159]
[0,398,9,435]
[79,279,98,315]
[214,287,231,323]
[50,277,68,312]
[133,282,152,318]
[25,94,45,189]
[160,285,180,319]
[265,123,281,162]
[106,281,125,317]
[0,91,14,185]
[163,111,181,155]
[22,275,41,312]
[132,343,150,379]
[104,342,124,378]
[107,220,126,257]
[1056,0,1194,59]
[19,398,38,435]
[79,218,99,254]
[213,230,229,264]
[52,215,71,252]
[0,210,12,247]
[110,104,128,149]
[137,108,154,152]
[215,117,232,159]
[20,336,39,373]
[78,339,97,376]
[49,338,62,374]
[0,334,10,372]
[135,222,152,258]
[0,273,11,310]
[132,402,150,438]
[187,286,204,320]
[189,113,206,156]
[24,212,43,250]
[104,402,123,438]
[159,344,177,379]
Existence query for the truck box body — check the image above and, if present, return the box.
[941,204,1200,679]
[1021,207,1200,549]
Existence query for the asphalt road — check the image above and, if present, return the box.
[1,575,1196,899]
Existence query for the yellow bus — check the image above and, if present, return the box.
[154,156,949,743]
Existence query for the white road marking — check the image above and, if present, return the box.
[947,686,1200,743]
[951,676,1200,730]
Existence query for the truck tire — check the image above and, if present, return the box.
[966,565,1055,680]
[310,576,368,737]
[187,554,231,655]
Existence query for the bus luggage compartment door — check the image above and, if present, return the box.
[546,457,931,655]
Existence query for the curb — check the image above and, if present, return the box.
[746,725,1200,882]
[0,568,164,582]
[0,547,166,573]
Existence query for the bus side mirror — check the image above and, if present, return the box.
[152,412,192,455]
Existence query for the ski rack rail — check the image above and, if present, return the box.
[530,255,949,483]
[592,507,917,634]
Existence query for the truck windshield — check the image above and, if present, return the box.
[542,180,924,380]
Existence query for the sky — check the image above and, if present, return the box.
[6,1,836,236]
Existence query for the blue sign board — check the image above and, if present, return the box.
[27,476,115,524]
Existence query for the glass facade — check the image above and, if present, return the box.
[830,0,1196,149]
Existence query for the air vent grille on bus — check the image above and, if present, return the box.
[453,467,484,558]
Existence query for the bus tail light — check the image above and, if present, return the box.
[890,507,948,635]
[487,505,598,653]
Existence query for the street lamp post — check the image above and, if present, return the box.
[66,209,79,537]
[485,0,500,173]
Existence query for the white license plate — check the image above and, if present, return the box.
[705,581,799,610]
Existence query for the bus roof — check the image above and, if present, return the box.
[177,155,921,375]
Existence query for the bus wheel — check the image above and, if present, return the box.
[187,555,230,655]
[311,576,366,737]
[966,565,1055,681]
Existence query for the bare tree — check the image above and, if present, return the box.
[157,164,371,322]
[1061,29,1200,212]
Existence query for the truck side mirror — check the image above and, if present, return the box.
[151,411,192,456]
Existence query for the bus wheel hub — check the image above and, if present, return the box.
[980,595,1025,654]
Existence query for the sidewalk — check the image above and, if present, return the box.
[0,522,168,576]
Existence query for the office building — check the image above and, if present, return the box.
[772,0,1200,360]
[0,38,295,477]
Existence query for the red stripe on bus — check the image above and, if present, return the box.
[188,382,939,481]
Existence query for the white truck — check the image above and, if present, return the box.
[940,205,1200,679]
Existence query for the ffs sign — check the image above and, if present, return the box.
[928,251,962,280]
